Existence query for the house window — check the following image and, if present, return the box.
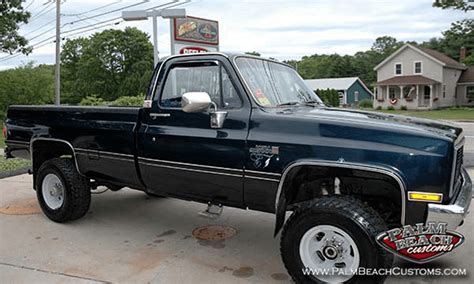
[467,86,474,102]
[389,87,396,99]
[395,63,402,75]
[414,61,422,74]
[443,85,446,98]
[354,91,359,102]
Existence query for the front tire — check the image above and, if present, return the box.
[36,158,91,223]
[280,196,392,283]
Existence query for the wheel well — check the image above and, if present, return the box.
[31,140,77,188]
[281,165,403,228]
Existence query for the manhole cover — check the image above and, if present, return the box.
[192,225,237,241]
[0,198,41,215]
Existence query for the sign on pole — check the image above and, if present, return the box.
[171,16,219,55]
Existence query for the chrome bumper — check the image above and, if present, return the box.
[426,167,472,230]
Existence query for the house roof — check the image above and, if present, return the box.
[459,66,474,84]
[374,44,466,71]
[417,47,466,69]
[305,77,359,90]
[304,77,373,96]
[375,75,441,86]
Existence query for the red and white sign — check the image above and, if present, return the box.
[171,16,219,55]
[179,46,209,54]
[376,222,464,263]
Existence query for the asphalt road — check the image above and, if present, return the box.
[0,170,473,284]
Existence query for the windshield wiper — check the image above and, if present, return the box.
[303,100,325,107]
[276,101,300,107]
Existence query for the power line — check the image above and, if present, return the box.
[24,0,35,10]
[20,0,152,45]
[27,1,54,22]
[63,0,150,27]
[21,18,56,38]
[62,1,123,17]
[1,1,186,62]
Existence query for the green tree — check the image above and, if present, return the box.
[371,36,403,55]
[463,53,474,65]
[422,19,473,61]
[0,63,54,120]
[433,0,473,12]
[317,89,340,107]
[61,27,154,103]
[0,0,31,54]
[245,51,261,56]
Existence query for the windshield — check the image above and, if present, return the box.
[235,57,323,107]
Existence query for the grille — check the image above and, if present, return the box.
[454,146,463,180]
[450,146,463,198]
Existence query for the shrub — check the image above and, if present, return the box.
[110,94,146,106]
[376,106,382,110]
[358,99,373,108]
[400,106,407,110]
[386,106,395,110]
[316,89,340,107]
[79,95,107,106]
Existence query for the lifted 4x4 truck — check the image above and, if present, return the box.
[4,53,472,283]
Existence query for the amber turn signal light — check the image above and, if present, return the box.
[407,191,443,203]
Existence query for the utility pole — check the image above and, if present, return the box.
[54,0,61,106]
[152,12,159,66]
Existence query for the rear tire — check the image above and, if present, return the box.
[280,196,393,283]
[36,158,90,222]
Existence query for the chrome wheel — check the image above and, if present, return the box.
[41,173,65,210]
[299,224,360,283]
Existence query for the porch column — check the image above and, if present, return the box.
[385,86,389,100]
[416,85,419,107]
[429,84,433,109]
[399,86,404,99]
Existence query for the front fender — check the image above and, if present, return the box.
[273,159,407,236]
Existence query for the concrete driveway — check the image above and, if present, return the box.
[1,170,473,283]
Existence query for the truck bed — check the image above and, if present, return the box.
[5,105,143,188]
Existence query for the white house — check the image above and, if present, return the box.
[373,44,473,110]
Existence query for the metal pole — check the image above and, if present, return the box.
[152,13,158,66]
[54,0,61,105]
[170,18,175,55]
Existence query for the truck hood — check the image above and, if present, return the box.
[267,106,462,142]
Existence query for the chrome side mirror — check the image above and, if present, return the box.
[181,92,212,113]
[209,102,228,129]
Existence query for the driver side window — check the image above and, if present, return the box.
[159,63,242,109]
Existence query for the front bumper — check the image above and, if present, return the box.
[426,167,472,231]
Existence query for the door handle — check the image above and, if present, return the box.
[150,113,171,120]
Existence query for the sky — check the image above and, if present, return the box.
[0,0,470,70]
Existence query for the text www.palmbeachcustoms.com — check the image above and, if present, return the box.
[302,267,467,277]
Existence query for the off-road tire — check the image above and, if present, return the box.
[280,196,393,283]
[36,158,91,222]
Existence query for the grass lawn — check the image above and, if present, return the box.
[0,157,31,174]
[0,135,4,148]
[362,107,474,121]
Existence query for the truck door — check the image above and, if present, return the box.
[138,56,250,208]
